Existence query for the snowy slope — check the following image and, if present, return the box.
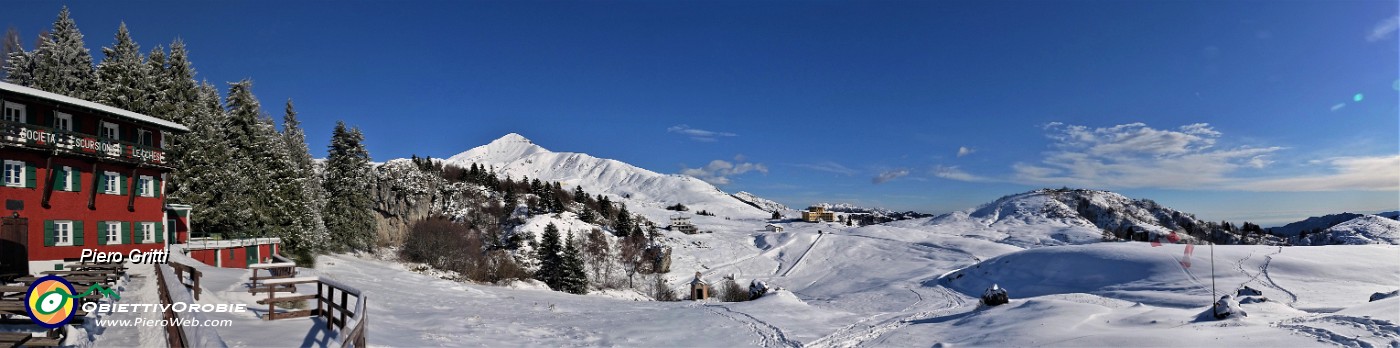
[1299,215,1400,245]
[444,133,767,221]
[1269,212,1369,237]
[896,188,1207,248]
[730,191,791,214]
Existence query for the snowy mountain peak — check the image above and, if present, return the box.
[442,133,768,220]
[447,133,549,165]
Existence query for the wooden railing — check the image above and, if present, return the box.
[168,261,202,301]
[154,264,189,348]
[253,266,368,347]
[155,263,227,347]
[0,118,168,166]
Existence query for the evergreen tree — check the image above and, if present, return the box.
[142,44,168,115]
[280,100,329,252]
[222,80,303,241]
[160,41,201,201]
[32,7,97,98]
[95,22,149,113]
[579,208,595,224]
[2,27,22,82]
[535,223,564,290]
[323,121,377,252]
[560,231,588,294]
[573,185,586,203]
[614,205,633,237]
[159,40,197,124]
[170,82,250,236]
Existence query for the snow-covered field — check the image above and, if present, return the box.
[117,218,1396,347]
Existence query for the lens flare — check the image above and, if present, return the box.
[1353,93,1363,102]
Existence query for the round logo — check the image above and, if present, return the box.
[25,275,77,329]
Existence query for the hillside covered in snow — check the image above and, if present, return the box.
[446,133,769,221]
[1297,215,1400,246]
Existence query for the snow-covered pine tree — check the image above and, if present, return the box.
[3,47,32,85]
[159,41,201,201]
[2,27,21,81]
[170,82,251,236]
[280,100,329,254]
[32,7,97,98]
[141,44,168,116]
[560,231,588,294]
[95,22,149,113]
[535,223,564,290]
[323,121,377,252]
[159,40,197,124]
[614,205,633,237]
[222,81,319,252]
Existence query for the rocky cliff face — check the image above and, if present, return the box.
[371,159,488,245]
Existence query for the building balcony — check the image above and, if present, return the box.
[0,118,169,167]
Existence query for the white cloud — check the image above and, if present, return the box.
[1231,155,1400,191]
[931,165,994,183]
[792,161,859,176]
[666,124,737,142]
[872,169,909,184]
[1330,103,1346,112]
[1367,15,1399,42]
[957,146,975,157]
[680,156,768,186]
[1014,122,1283,189]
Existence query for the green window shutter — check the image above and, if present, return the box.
[96,222,105,246]
[154,177,162,197]
[24,163,35,188]
[119,174,127,195]
[25,106,36,125]
[125,222,133,244]
[73,221,84,246]
[156,221,164,243]
[97,172,107,193]
[73,168,81,192]
[43,221,55,247]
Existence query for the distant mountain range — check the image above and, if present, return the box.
[382,134,1397,248]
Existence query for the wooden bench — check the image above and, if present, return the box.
[248,262,297,288]
[66,263,127,271]
[259,277,321,320]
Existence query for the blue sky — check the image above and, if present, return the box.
[7,1,1398,225]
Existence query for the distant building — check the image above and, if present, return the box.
[801,206,837,223]
[689,271,710,300]
[670,214,698,234]
[765,224,783,232]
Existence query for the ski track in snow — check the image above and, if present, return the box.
[806,285,969,348]
[781,233,824,277]
[1274,315,1400,348]
[702,304,800,348]
[1259,247,1299,305]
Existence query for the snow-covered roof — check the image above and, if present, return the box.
[0,81,190,132]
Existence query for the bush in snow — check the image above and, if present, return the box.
[719,277,750,302]
[749,279,769,299]
[981,284,1008,306]
[1370,290,1399,302]
[1237,286,1263,297]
